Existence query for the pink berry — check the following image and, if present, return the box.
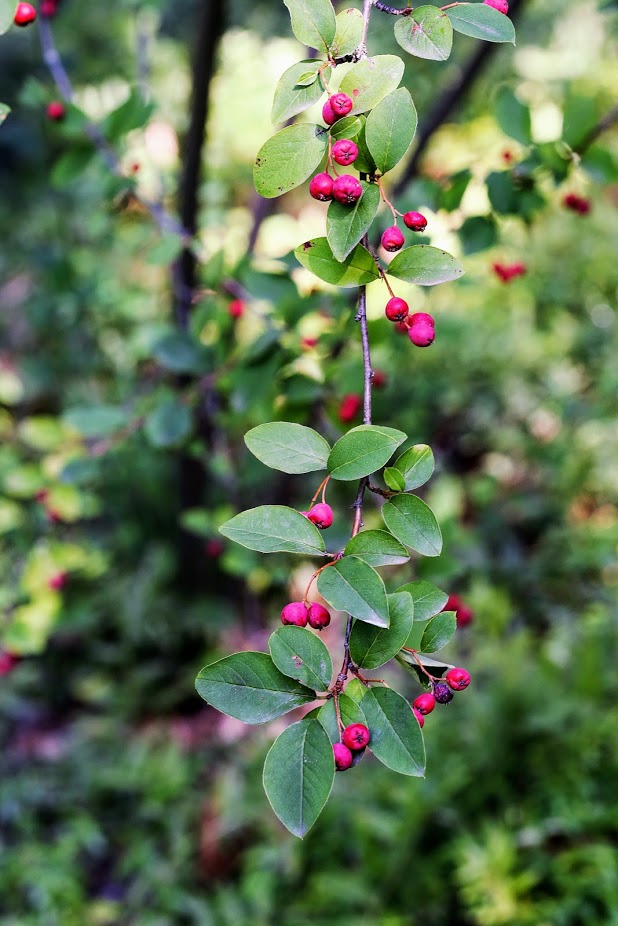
[372,370,387,389]
[446,667,471,691]
[14,2,37,25]
[333,742,354,771]
[381,226,405,252]
[413,693,436,715]
[40,0,58,16]
[280,601,308,627]
[409,312,434,328]
[46,101,66,121]
[329,93,353,117]
[443,594,474,628]
[332,174,363,206]
[408,323,435,347]
[48,571,68,591]
[307,602,331,630]
[0,651,21,675]
[332,139,359,166]
[322,101,338,126]
[342,723,371,750]
[403,211,427,232]
[338,393,362,423]
[310,172,334,202]
[228,299,245,319]
[413,708,425,728]
[484,0,509,12]
[385,297,409,322]
[307,503,333,529]
[204,539,224,558]
[563,193,590,215]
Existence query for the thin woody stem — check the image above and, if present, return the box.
[374,0,413,12]
[401,647,439,682]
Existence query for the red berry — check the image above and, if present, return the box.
[307,503,333,529]
[46,101,66,121]
[372,369,387,388]
[446,667,471,691]
[329,93,353,117]
[40,0,57,16]
[443,594,474,627]
[413,708,425,728]
[433,681,454,704]
[322,101,338,126]
[409,312,435,328]
[563,193,590,215]
[310,172,334,202]
[395,320,410,334]
[381,226,405,252]
[0,651,21,675]
[332,174,363,206]
[408,323,435,347]
[338,393,362,423]
[492,261,527,283]
[228,299,245,319]
[205,539,224,558]
[332,139,358,166]
[342,723,371,750]
[307,602,331,630]
[47,571,68,591]
[403,211,427,232]
[14,2,36,25]
[385,297,409,322]
[484,0,509,12]
[413,692,436,715]
[333,742,354,771]
[280,601,308,627]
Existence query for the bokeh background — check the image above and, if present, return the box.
[1,0,617,923]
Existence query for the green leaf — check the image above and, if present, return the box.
[244,422,330,474]
[459,215,498,254]
[318,693,366,743]
[387,245,464,286]
[254,124,328,199]
[0,0,13,34]
[384,467,406,493]
[269,627,333,691]
[143,399,192,448]
[365,88,417,175]
[326,181,381,262]
[328,425,407,481]
[495,86,532,145]
[50,146,95,188]
[362,687,425,776]
[394,6,453,61]
[344,678,368,705]
[446,3,515,43]
[263,718,334,837]
[329,115,363,141]
[349,591,414,669]
[219,506,326,555]
[64,405,130,439]
[103,89,154,141]
[317,556,390,627]
[331,7,364,56]
[382,495,443,557]
[420,610,457,653]
[396,580,448,621]
[283,0,337,51]
[151,331,210,374]
[271,60,328,124]
[392,444,435,490]
[294,238,380,288]
[0,103,10,126]
[195,652,316,724]
[344,530,409,567]
[339,55,405,115]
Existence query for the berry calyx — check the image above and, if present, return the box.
[310,172,334,202]
[280,601,308,627]
[409,312,435,328]
[333,742,354,771]
[329,92,353,117]
[322,101,338,126]
[433,681,454,704]
[381,226,405,252]
[228,299,245,319]
[14,2,37,25]
[46,101,66,121]
[307,602,331,630]
[307,503,333,529]
[484,0,509,12]
[403,211,427,232]
[332,139,358,166]
[338,393,362,423]
[446,667,471,691]
[385,296,409,322]
[332,174,363,206]
[413,692,436,715]
[408,323,435,347]
[342,723,371,750]
[413,708,425,728]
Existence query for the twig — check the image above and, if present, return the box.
[574,104,618,156]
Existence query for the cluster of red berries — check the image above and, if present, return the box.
[483,0,509,13]
[385,299,436,347]
[492,261,527,283]
[280,600,331,630]
[333,723,371,771]
[443,593,474,628]
[563,193,591,215]
[412,667,471,726]
[13,2,37,25]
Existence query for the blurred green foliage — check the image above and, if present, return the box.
[1,0,617,922]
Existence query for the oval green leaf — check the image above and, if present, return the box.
[326,181,381,262]
[271,60,328,124]
[317,556,390,627]
[318,693,367,744]
[495,86,532,145]
[349,591,414,669]
[329,114,363,141]
[394,6,453,61]
[294,237,380,287]
[244,422,330,474]
[263,718,335,837]
[392,444,435,490]
[339,55,405,115]
[219,505,326,555]
[195,652,316,724]
[387,245,464,286]
[269,626,333,691]
[283,0,337,51]
[365,88,417,174]
[445,3,515,43]
[254,124,328,199]
[344,529,409,567]
[382,494,443,557]
[328,425,407,481]
[331,7,364,56]
[0,1,12,35]
[362,687,425,776]
[420,610,457,653]
[396,579,448,622]
[384,467,406,493]
[144,399,192,448]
